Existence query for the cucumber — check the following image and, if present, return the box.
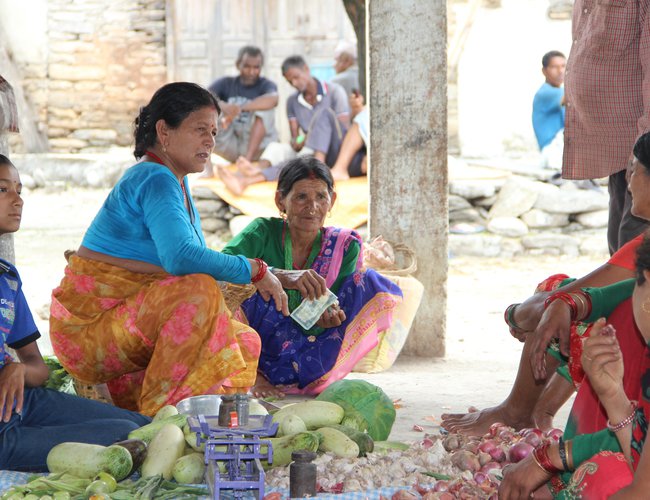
[316,427,359,458]
[182,423,206,452]
[140,424,186,480]
[248,400,269,416]
[271,401,344,430]
[46,442,133,481]
[262,431,320,467]
[276,414,307,437]
[372,440,410,453]
[172,452,206,484]
[323,424,374,456]
[152,405,179,421]
[127,414,187,444]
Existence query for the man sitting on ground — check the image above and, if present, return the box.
[219,55,355,193]
[206,45,278,175]
[330,90,368,181]
[330,40,359,97]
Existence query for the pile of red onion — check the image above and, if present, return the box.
[387,423,563,499]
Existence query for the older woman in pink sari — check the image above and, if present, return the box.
[222,157,402,397]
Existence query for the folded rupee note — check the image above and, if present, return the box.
[290,289,339,330]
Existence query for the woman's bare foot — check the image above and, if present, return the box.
[235,156,263,177]
[331,168,350,182]
[251,373,286,399]
[441,404,535,437]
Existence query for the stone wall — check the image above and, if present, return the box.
[192,170,610,259]
[10,0,167,153]
[448,161,610,258]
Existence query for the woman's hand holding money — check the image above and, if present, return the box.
[275,269,328,300]
[316,304,346,328]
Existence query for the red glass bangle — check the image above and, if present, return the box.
[251,258,267,283]
[544,291,578,320]
[533,442,562,475]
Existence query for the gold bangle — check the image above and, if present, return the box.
[573,292,587,321]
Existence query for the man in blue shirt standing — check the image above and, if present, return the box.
[532,50,566,169]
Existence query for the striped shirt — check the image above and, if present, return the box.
[563,0,650,180]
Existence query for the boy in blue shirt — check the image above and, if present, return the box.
[532,50,566,169]
[0,154,150,471]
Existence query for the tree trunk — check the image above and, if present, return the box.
[342,0,366,98]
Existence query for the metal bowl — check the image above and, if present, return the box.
[175,395,221,416]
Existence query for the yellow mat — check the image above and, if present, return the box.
[190,175,369,229]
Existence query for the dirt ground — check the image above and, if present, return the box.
[13,186,607,442]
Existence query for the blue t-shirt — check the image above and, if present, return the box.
[532,82,565,150]
[82,163,252,284]
[0,259,40,369]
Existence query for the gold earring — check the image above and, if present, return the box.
[328,210,332,218]
[643,296,650,314]
[279,210,286,220]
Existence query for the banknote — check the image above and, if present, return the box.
[290,289,339,330]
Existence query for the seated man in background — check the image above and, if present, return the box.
[532,50,566,170]
[219,55,355,193]
[330,89,368,181]
[330,39,359,97]
[206,45,278,175]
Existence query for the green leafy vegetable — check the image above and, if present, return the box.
[43,356,76,395]
[316,380,396,441]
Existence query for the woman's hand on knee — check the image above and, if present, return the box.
[254,272,289,316]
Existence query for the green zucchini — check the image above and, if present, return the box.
[127,414,187,444]
[46,442,133,481]
[323,424,374,456]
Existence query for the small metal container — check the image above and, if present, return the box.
[290,450,317,497]
[218,395,237,427]
[175,395,221,416]
[235,393,250,426]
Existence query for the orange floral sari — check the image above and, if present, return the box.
[49,256,260,416]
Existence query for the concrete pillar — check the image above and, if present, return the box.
[368,0,448,356]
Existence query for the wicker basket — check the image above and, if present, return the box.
[363,238,417,276]
[220,282,257,313]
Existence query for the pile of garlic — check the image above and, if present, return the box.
[264,438,454,492]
